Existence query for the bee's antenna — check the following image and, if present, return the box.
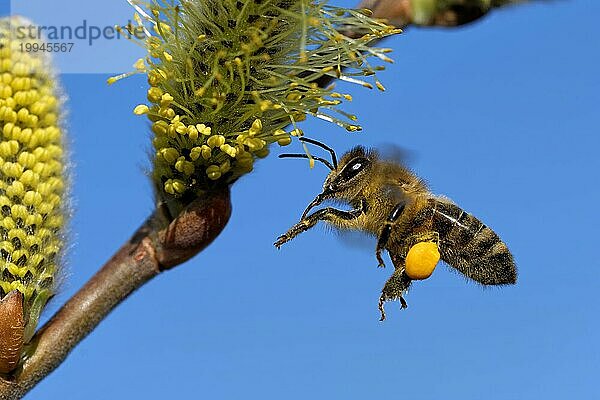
[278,154,334,171]
[298,137,338,170]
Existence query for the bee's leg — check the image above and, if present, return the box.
[274,207,362,248]
[375,203,406,268]
[378,267,412,321]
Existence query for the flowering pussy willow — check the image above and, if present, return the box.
[0,16,67,371]
[113,0,399,202]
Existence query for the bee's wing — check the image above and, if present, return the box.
[378,143,417,167]
[335,229,377,251]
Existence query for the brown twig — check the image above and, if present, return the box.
[357,0,529,28]
[0,188,231,399]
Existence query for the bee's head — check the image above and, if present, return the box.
[279,139,377,219]
[321,145,376,197]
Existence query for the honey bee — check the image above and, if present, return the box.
[274,138,517,320]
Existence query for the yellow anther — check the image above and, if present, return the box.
[187,125,199,140]
[152,121,168,136]
[133,58,146,71]
[147,87,163,102]
[207,135,226,148]
[160,93,174,107]
[249,119,262,136]
[0,140,19,157]
[10,204,28,220]
[175,157,195,175]
[19,170,39,187]
[245,138,265,151]
[133,104,150,115]
[190,147,202,161]
[196,124,211,135]
[158,147,179,164]
[201,145,212,160]
[277,136,292,146]
[22,191,42,207]
[206,165,221,180]
[164,179,186,195]
[220,144,237,158]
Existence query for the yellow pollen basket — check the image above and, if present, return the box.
[405,242,440,280]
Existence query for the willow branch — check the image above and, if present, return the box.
[357,0,530,29]
[0,188,231,400]
[0,1,535,398]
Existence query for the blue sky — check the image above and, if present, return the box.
[3,0,599,399]
[10,0,146,73]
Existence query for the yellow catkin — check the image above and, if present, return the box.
[0,17,67,343]
[112,0,397,201]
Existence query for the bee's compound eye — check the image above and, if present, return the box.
[342,158,368,179]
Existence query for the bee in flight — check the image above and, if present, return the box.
[274,138,517,320]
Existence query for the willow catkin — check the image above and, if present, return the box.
[113,0,399,208]
[0,17,67,362]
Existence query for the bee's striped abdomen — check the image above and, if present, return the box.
[426,200,517,285]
